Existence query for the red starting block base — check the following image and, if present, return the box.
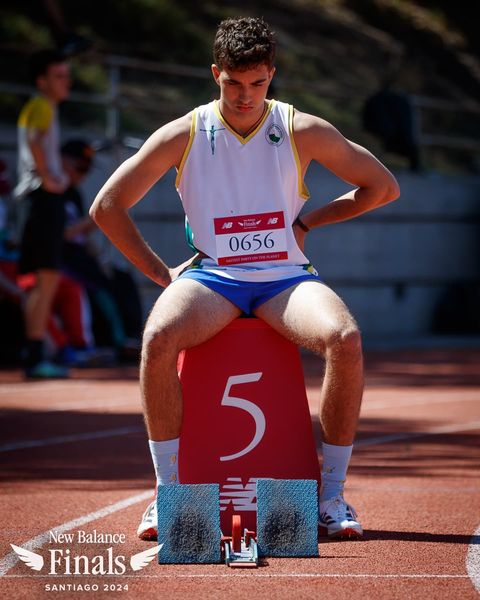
[178,318,320,534]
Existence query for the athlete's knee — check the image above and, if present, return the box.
[141,320,180,363]
[324,322,362,358]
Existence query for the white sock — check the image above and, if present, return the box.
[148,438,180,487]
[320,442,353,502]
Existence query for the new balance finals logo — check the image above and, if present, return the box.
[10,529,162,576]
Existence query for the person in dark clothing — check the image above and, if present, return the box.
[362,86,422,172]
[61,140,142,360]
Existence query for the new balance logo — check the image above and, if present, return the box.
[222,222,233,229]
[220,477,257,512]
[267,217,278,225]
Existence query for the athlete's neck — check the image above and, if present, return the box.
[218,100,269,138]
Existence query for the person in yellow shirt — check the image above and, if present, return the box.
[15,49,71,378]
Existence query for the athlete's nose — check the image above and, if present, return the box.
[238,85,250,103]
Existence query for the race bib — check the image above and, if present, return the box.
[214,211,288,266]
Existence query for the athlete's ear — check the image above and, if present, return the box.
[268,66,276,81]
[211,64,221,85]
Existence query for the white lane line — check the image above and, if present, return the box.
[0,426,144,453]
[0,573,471,579]
[351,486,480,494]
[356,418,480,591]
[0,491,152,577]
[362,394,480,412]
[35,398,139,413]
[1,400,139,413]
[1,415,478,581]
[356,420,480,447]
[467,525,480,592]
[0,382,113,395]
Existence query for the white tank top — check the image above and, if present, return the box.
[176,99,317,282]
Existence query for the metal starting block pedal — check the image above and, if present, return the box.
[222,515,259,568]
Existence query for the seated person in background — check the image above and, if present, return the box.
[61,140,142,362]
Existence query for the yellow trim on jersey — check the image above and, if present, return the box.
[175,110,197,188]
[289,104,310,200]
[17,96,53,131]
[214,99,274,144]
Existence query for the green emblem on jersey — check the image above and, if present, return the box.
[265,123,285,146]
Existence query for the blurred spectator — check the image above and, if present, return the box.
[1,166,93,367]
[61,140,142,362]
[362,83,422,172]
[14,49,71,378]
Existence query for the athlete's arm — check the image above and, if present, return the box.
[293,111,400,231]
[90,113,192,287]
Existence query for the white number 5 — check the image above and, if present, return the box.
[219,373,265,462]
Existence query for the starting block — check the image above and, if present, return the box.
[157,483,221,564]
[177,318,321,535]
[256,479,318,557]
[156,479,318,566]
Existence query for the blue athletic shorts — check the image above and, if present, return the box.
[177,269,321,315]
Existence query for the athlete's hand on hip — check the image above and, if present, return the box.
[168,253,202,284]
[293,221,307,252]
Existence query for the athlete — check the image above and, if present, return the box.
[90,17,400,540]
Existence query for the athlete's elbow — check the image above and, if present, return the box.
[378,175,400,207]
[88,199,101,224]
[89,195,110,227]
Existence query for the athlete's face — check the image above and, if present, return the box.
[212,63,275,124]
[37,62,71,103]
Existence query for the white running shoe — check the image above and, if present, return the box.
[319,495,363,539]
[137,500,158,541]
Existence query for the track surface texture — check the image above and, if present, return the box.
[0,347,479,599]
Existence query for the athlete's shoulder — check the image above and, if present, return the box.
[292,108,335,135]
[18,95,53,130]
[292,108,345,150]
[194,100,217,122]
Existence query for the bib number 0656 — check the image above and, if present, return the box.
[228,232,275,253]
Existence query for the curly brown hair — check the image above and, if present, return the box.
[213,17,276,71]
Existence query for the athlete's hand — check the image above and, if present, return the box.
[41,172,69,194]
[168,253,202,284]
[293,221,307,252]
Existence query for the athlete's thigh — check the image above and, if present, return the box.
[145,276,242,349]
[253,279,358,353]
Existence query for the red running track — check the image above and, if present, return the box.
[0,347,479,599]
